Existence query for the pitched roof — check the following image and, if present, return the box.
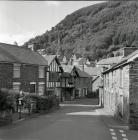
[61,65,74,73]
[103,50,138,74]
[42,55,56,65]
[84,67,102,76]
[74,67,91,78]
[0,43,48,66]
[97,56,123,65]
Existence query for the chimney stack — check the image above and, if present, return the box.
[120,46,138,57]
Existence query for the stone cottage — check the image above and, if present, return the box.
[103,47,138,129]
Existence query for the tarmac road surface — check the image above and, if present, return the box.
[0,98,137,140]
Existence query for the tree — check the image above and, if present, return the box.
[13,41,18,46]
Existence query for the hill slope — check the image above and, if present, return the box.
[23,1,138,61]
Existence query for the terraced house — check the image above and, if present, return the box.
[0,43,48,95]
[103,47,138,129]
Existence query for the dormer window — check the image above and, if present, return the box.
[13,64,20,78]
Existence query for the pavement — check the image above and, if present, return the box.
[96,108,129,130]
[0,98,137,140]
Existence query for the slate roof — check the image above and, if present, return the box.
[103,49,138,74]
[84,67,102,76]
[97,56,123,66]
[0,43,48,66]
[74,67,91,78]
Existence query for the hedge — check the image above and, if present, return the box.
[0,88,60,121]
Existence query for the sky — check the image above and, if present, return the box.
[0,1,104,45]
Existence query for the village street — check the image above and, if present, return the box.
[0,98,137,140]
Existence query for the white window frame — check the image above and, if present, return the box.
[38,82,45,96]
[39,66,45,78]
[13,63,21,78]
[13,82,20,91]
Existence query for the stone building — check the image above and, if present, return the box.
[71,66,92,98]
[96,56,123,70]
[103,48,138,129]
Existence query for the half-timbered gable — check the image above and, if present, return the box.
[61,65,74,88]
[43,55,63,95]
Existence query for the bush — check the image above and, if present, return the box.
[0,89,16,124]
[0,88,60,118]
[24,94,59,113]
[0,89,15,112]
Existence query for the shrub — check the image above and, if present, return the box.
[0,89,15,112]
[24,94,59,113]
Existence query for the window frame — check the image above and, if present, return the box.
[49,72,60,82]
[39,66,45,78]
[13,63,21,78]
[38,82,45,95]
[30,82,36,93]
[13,82,20,91]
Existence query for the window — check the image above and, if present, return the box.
[13,64,20,78]
[30,82,36,93]
[49,72,60,82]
[13,82,20,91]
[39,66,45,78]
[68,77,73,85]
[38,82,45,95]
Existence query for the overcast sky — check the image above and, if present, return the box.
[0,1,104,45]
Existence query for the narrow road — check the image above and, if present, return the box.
[0,98,132,140]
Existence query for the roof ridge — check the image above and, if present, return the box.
[0,42,29,51]
[0,46,19,62]
[0,43,48,65]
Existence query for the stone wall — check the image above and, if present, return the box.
[129,59,138,129]
[103,65,130,122]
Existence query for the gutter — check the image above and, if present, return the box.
[102,60,132,74]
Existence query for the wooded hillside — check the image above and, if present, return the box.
[23,1,138,61]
